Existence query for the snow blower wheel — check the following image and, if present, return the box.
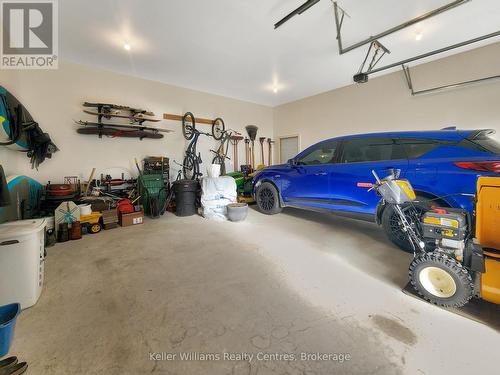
[409,251,474,308]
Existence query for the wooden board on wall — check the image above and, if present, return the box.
[163,113,214,125]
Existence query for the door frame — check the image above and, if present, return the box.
[278,134,301,163]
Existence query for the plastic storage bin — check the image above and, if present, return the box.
[0,303,20,357]
[0,218,46,309]
[173,180,198,217]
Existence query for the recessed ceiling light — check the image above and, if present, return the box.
[273,86,278,93]
[415,31,423,41]
[123,43,131,51]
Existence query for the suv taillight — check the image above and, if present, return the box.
[454,161,500,173]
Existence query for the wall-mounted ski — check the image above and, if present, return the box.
[77,126,164,140]
[83,110,161,124]
[75,120,171,133]
[76,102,172,140]
[83,102,154,116]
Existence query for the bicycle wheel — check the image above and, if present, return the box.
[212,118,225,140]
[182,112,196,140]
[183,154,197,180]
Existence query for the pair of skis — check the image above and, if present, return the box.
[75,120,169,139]
[83,102,155,117]
[76,102,172,140]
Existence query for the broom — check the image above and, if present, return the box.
[245,125,258,170]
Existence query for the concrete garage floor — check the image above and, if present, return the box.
[11,208,499,375]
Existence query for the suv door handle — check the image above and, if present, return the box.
[314,172,327,176]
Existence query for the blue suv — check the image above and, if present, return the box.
[253,129,500,251]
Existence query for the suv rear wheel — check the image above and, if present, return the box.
[381,195,448,253]
[381,204,422,253]
[256,182,282,215]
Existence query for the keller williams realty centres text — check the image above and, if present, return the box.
[149,352,352,363]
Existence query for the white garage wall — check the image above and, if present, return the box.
[2,41,500,181]
[274,41,500,161]
[0,62,273,183]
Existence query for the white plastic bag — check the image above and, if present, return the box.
[207,164,221,178]
[201,176,237,221]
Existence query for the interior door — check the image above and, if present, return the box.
[280,136,299,164]
[328,137,409,216]
[280,140,339,208]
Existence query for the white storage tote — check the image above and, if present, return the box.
[0,218,46,309]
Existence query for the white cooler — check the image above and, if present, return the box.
[0,218,46,309]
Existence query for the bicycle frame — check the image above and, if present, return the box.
[212,131,231,159]
[211,129,240,174]
[187,132,202,162]
[182,124,212,179]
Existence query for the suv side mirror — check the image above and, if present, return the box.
[287,158,296,166]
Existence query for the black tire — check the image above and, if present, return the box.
[409,251,473,308]
[212,155,226,175]
[212,118,225,140]
[381,196,447,253]
[182,112,195,140]
[381,204,420,253]
[256,182,282,215]
[183,154,198,180]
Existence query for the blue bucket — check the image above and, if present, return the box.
[0,303,21,358]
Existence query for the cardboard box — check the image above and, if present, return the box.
[102,209,118,224]
[119,210,144,227]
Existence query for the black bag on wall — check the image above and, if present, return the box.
[0,86,58,169]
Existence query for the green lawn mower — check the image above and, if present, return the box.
[227,165,255,203]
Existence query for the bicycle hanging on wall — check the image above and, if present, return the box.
[181,112,213,180]
[210,120,241,175]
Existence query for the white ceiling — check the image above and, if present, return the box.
[61,0,500,106]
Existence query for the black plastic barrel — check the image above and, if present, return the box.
[173,180,198,217]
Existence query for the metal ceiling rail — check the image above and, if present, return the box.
[333,0,471,54]
[274,0,471,56]
[403,65,500,96]
[274,0,321,29]
[361,30,500,78]
[357,40,391,76]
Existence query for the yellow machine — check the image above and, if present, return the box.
[476,177,500,304]
[370,170,500,307]
[408,176,500,307]
[80,212,102,234]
